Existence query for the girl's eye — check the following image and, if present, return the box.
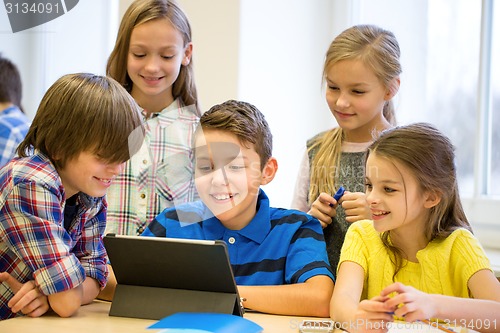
[384,187,395,193]
[328,85,339,91]
[365,183,373,191]
[161,55,174,60]
[353,90,365,95]
[132,53,145,58]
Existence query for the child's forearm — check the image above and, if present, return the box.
[97,265,116,302]
[80,277,101,305]
[431,294,500,333]
[238,276,333,317]
[48,284,83,317]
[330,291,362,326]
[47,277,100,317]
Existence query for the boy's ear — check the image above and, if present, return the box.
[260,157,278,186]
[182,42,193,66]
[423,190,442,209]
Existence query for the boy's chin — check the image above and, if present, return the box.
[209,205,237,219]
[81,189,107,198]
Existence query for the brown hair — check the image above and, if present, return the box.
[308,24,402,204]
[106,0,200,115]
[368,122,472,277]
[197,100,272,170]
[0,53,23,111]
[17,73,144,169]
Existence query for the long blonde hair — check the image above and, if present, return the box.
[106,0,200,116]
[308,25,401,205]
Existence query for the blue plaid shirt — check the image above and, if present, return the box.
[0,105,30,167]
[0,152,108,320]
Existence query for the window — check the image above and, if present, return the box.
[490,0,500,196]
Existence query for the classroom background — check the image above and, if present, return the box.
[1,0,498,260]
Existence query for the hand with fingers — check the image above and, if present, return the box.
[308,190,371,228]
[0,271,50,317]
[381,282,436,323]
[353,295,394,333]
[308,192,339,228]
[341,191,371,223]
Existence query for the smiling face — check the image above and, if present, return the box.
[365,152,431,235]
[58,151,125,198]
[194,129,276,230]
[127,18,192,113]
[325,59,392,142]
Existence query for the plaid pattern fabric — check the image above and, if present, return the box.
[0,152,108,320]
[105,99,200,236]
[0,106,30,167]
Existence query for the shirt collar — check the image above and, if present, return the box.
[142,99,198,127]
[139,99,179,124]
[203,189,271,244]
[1,105,21,115]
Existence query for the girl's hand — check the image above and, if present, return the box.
[0,272,50,317]
[381,282,436,322]
[307,192,338,228]
[354,295,394,333]
[341,191,371,223]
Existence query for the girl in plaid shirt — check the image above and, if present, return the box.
[0,73,143,320]
[105,0,201,236]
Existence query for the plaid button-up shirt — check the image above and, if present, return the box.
[105,99,200,236]
[0,152,108,320]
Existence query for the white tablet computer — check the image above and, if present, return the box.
[103,233,244,320]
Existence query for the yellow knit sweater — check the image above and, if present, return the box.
[339,220,492,300]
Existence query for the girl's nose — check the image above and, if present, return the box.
[336,91,350,109]
[144,56,160,73]
[366,189,380,206]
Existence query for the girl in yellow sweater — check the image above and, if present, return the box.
[331,123,500,333]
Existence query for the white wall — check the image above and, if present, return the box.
[0,15,43,118]
[178,0,338,208]
[177,0,240,111]
[236,0,336,207]
[0,0,119,118]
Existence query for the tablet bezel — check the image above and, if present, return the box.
[103,233,244,319]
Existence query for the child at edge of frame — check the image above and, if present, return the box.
[0,73,144,320]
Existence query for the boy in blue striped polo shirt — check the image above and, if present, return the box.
[140,100,334,317]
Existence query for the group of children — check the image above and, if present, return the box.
[1,0,499,331]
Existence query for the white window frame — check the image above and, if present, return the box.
[462,0,500,249]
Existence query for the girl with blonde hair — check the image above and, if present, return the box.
[291,24,402,272]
